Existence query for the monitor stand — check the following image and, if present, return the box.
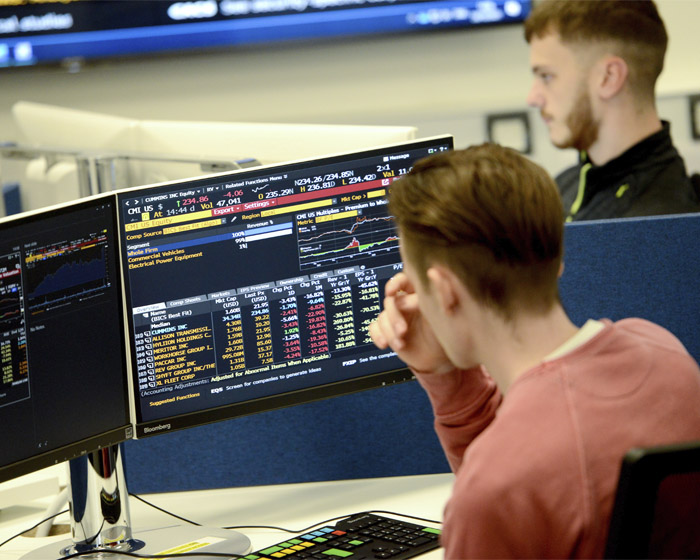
[21,444,251,559]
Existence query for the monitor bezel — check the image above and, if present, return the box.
[116,135,454,439]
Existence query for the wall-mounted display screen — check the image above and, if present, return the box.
[0,0,531,69]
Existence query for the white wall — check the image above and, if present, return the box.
[1,0,699,177]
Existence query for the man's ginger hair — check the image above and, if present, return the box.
[389,144,564,319]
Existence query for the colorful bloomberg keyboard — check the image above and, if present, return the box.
[245,512,441,560]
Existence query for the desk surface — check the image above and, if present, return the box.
[0,472,453,559]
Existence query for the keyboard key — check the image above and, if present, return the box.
[321,549,354,558]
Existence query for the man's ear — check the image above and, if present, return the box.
[426,265,460,313]
[596,55,628,100]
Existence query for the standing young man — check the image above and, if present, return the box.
[369,144,700,558]
[525,0,699,220]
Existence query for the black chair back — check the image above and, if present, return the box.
[606,441,700,559]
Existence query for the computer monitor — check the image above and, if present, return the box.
[0,194,131,483]
[117,136,453,441]
[0,195,136,557]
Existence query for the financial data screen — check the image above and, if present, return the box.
[0,197,130,480]
[0,1,530,68]
[118,137,452,436]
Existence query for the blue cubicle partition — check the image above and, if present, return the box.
[123,213,700,494]
[559,213,699,361]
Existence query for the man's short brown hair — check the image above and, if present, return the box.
[524,0,667,100]
[389,144,564,319]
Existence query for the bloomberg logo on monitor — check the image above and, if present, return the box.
[143,424,173,434]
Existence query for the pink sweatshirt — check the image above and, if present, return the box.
[415,319,700,559]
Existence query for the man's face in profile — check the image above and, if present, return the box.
[527,33,599,152]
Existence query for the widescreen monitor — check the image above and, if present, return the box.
[117,136,453,439]
[0,194,131,483]
[0,1,531,69]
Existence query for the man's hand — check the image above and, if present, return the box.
[369,272,454,375]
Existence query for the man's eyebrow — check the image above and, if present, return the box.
[531,64,552,74]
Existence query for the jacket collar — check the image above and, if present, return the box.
[579,121,674,189]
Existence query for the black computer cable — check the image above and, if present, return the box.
[131,492,441,533]
[0,509,69,549]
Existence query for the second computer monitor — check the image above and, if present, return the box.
[117,136,453,437]
[0,195,131,483]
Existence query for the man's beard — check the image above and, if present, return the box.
[556,85,600,152]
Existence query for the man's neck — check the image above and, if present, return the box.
[585,105,662,166]
[477,305,580,391]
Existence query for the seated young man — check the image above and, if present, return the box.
[369,144,700,558]
[524,0,699,220]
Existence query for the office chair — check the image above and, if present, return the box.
[605,440,700,559]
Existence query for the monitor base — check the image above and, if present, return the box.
[20,524,251,559]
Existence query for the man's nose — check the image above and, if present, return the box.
[526,82,543,108]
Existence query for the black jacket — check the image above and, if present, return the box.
[555,122,700,221]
